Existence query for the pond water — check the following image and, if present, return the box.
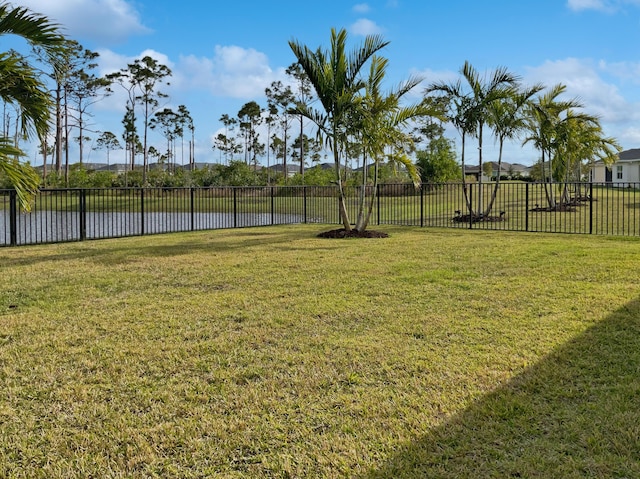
[0,210,306,246]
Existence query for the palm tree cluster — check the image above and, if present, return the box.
[523,84,620,209]
[289,28,438,233]
[426,62,620,217]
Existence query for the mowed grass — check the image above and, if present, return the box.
[1,226,639,478]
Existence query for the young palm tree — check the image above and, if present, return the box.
[523,84,584,208]
[289,28,389,231]
[428,62,518,217]
[460,62,519,215]
[0,3,66,208]
[553,111,620,202]
[484,82,544,216]
[425,84,475,214]
[353,55,434,231]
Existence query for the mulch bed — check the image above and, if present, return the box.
[529,204,577,212]
[452,214,506,223]
[317,228,389,238]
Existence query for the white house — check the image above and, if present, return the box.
[591,148,640,184]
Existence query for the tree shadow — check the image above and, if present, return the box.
[0,227,325,267]
[362,299,640,478]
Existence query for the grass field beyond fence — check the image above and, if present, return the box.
[1,225,639,477]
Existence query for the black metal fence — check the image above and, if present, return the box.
[1,182,639,246]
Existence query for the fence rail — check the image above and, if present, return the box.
[1,182,639,246]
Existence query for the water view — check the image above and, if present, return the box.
[0,210,305,246]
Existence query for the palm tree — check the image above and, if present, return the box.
[427,62,518,218]
[353,55,433,231]
[289,28,389,231]
[523,84,584,209]
[553,111,620,203]
[461,62,519,216]
[426,85,475,214]
[0,3,66,208]
[484,82,544,216]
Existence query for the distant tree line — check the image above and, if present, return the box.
[0,159,413,189]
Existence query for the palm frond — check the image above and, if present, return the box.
[0,4,66,60]
[0,53,52,139]
[0,137,40,211]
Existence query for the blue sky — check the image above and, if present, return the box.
[13,0,640,166]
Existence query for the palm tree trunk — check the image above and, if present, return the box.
[333,132,351,231]
[360,161,380,231]
[477,122,484,217]
[540,149,554,209]
[299,116,304,177]
[355,149,368,231]
[484,137,504,216]
[55,84,63,173]
[460,133,472,215]
[547,148,557,208]
[64,88,69,186]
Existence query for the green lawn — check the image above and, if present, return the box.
[1,225,639,477]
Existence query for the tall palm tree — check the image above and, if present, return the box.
[553,111,620,202]
[459,62,519,216]
[523,84,584,208]
[484,82,544,216]
[0,3,66,208]
[289,28,389,231]
[428,62,518,217]
[426,84,475,214]
[352,55,432,231]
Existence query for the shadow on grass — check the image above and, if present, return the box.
[2,227,330,267]
[362,299,640,478]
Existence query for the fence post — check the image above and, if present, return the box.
[377,184,381,225]
[79,189,87,241]
[190,187,195,231]
[469,185,473,229]
[303,186,307,224]
[140,188,145,236]
[233,188,237,228]
[420,183,424,228]
[270,186,275,225]
[525,182,529,232]
[589,182,593,235]
[9,190,17,246]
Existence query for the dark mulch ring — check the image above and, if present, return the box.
[529,205,577,212]
[452,214,506,223]
[317,228,389,238]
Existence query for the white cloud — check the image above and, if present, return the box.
[619,126,640,146]
[413,67,460,87]
[353,3,370,13]
[18,0,150,43]
[97,49,173,75]
[567,0,640,11]
[599,60,640,85]
[350,18,383,36]
[171,46,286,99]
[567,0,609,11]
[524,58,637,124]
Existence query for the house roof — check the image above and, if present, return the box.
[510,163,531,172]
[268,163,299,172]
[618,148,640,161]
